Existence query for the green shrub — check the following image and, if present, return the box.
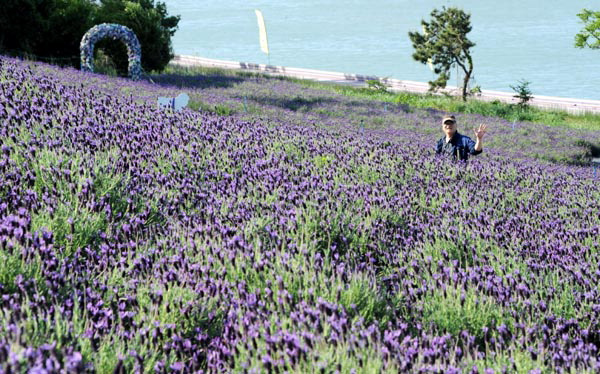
[422,286,510,339]
[366,79,389,93]
[510,79,534,107]
[0,0,179,73]
[94,0,180,74]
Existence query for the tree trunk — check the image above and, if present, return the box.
[461,71,470,101]
[461,53,474,102]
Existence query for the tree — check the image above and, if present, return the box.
[408,7,475,101]
[0,0,96,67]
[94,0,180,74]
[575,9,600,49]
[0,0,179,74]
[510,79,533,108]
[0,0,55,56]
[43,0,97,66]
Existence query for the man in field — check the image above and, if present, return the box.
[436,115,487,160]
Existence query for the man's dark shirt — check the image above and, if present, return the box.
[436,132,482,161]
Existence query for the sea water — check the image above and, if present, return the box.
[164,0,599,100]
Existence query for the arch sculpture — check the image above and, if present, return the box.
[80,23,142,80]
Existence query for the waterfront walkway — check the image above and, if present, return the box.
[172,55,600,115]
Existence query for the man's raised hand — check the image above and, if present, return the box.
[474,124,488,140]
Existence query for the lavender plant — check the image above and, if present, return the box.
[1,56,600,373]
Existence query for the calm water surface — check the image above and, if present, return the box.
[163,0,599,100]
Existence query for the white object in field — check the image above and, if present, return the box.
[592,158,600,178]
[158,93,189,111]
[255,10,270,55]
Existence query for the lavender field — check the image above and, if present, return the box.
[1,56,600,373]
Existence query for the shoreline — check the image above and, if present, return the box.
[171,54,600,115]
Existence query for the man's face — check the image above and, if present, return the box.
[442,120,457,138]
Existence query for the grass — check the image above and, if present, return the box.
[421,285,510,340]
[181,198,398,329]
[164,64,600,131]
[188,98,237,116]
[28,148,132,256]
[0,264,224,372]
[230,314,399,373]
[464,349,549,373]
[294,82,600,131]
[0,246,45,295]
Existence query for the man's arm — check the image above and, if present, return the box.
[474,137,482,152]
[467,137,482,155]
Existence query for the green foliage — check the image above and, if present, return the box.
[316,81,600,130]
[0,247,45,295]
[408,7,476,101]
[0,299,89,355]
[92,49,120,77]
[28,148,136,256]
[292,341,398,373]
[510,79,534,107]
[45,0,97,64]
[575,9,600,49]
[0,0,51,54]
[134,284,224,339]
[422,286,510,339]
[0,0,95,66]
[422,238,475,269]
[465,349,547,373]
[338,273,403,328]
[30,202,109,256]
[162,64,600,131]
[312,154,334,169]
[470,85,481,95]
[366,79,389,93]
[0,0,179,73]
[574,139,600,157]
[230,314,399,373]
[186,97,237,116]
[94,0,180,74]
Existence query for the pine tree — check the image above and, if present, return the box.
[409,7,475,101]
[575,9,600,49]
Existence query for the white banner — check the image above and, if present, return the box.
[255,9,270,55]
